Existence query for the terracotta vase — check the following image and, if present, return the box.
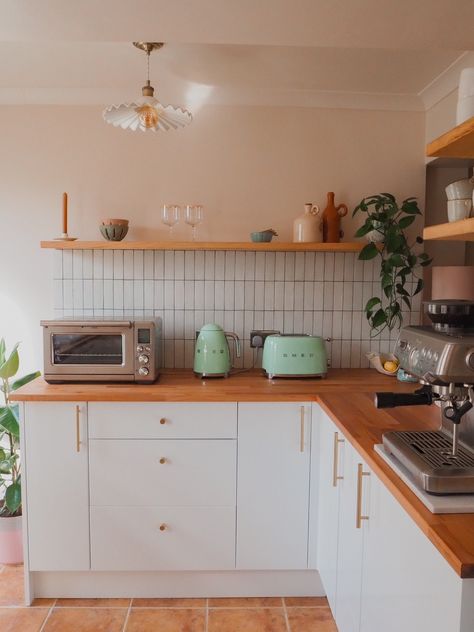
[322,192,348,243]
[293,203,322,242]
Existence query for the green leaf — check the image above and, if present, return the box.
[365,297,381,313]
[358,242,379,260]
[355,221,375,238]
[381,274,392,289]
[395,283,410,296]
[0,340,5,367]
[0,449,6,462]
[0,458,13,474]
[383,284,393,299]
[0,344,19,380]
[372,309,387,328]
[0,407,19,438]
[420,259,432,267]
[388,254,405,267]
[10,371,41,392]
[398,215,416,229]
[401,200,421,215]
[413,279,424,295]
[5,482,21,514]
[401,295,412,310]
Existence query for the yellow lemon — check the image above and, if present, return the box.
[383,360,399,373]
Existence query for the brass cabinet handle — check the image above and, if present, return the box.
[159,418,167,425]
[159,457,167,464]
[300,406,305,452]
[159,523,167,532]
[356,463,370,529]
[75,405,81,453]
[332,432,345,487]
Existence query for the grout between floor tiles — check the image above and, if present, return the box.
[121,599,132,632]
[282,597,291,632]
[38,599,56,632]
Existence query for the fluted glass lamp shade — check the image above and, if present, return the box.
[103,42,192,133]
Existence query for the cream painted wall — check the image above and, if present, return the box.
[0,105,425,371]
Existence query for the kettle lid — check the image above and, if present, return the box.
[199,323,224,332]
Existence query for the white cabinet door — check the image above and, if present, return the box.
[236,402,311,570]
[360,473,463,632]
[336,443,371,632]
[315,405,345,613]
[24,402,89,570]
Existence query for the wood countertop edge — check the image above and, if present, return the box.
[317,395,474,579]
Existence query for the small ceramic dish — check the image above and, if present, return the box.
[366,352,399,376]
[100,219,129,241]
[250,229,278,243]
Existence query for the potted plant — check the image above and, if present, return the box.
[0,340,39,564]
[353,193,432,336]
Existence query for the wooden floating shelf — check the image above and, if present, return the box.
[423,217,474,241]
[426,116,474,158]
[40,240,366,252]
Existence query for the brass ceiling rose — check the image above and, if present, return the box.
[133,42,164,54]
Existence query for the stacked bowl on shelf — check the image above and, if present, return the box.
[445,178,473,222]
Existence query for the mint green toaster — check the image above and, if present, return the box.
[262,334,327,379]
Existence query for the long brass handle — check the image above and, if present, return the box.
[332,432,345,487]
[75,405,81,453]
[300,406,305,452]
[356,463,370,529]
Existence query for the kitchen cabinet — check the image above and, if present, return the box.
[236,402,312,570]
[315,403,344,611]
[23,402,89,570]
[316,405,472,632]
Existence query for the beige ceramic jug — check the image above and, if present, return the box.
[293,203,322,242]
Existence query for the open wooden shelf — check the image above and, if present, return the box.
[426,116,474,158]
[423,217,474,241]
[40,240,366,252]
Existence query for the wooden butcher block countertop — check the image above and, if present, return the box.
[12,369,474,579]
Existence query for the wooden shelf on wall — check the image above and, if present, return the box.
[426,116,474,158]
[423,217,474,241]
[40,240,367,252]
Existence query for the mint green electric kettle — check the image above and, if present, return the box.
[193,324,241,378]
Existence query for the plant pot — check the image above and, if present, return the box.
[0,515,23,564]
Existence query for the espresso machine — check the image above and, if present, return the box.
[375,300,474,495]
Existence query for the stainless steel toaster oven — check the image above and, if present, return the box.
[41,319,161,383]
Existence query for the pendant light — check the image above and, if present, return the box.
[103,42,192,132]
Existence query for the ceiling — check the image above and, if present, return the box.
[1,0,472,110]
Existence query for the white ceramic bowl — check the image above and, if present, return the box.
[445,178,474,200]
[366,352,399,377]
[447,198,472,222]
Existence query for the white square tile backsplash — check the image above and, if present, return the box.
[52,249,420,369]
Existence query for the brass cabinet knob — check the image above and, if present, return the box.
[159,523,167,531]
[159,457,167,464]
[159,418,166,425]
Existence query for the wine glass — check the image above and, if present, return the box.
[184,205,203,241]
[162,205,180,236]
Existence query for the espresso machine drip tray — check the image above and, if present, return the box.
[383,430,474,494]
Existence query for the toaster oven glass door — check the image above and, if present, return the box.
[52,334,123,365]
[45,325,135,376]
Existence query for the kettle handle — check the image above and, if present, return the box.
[225,332,241,362]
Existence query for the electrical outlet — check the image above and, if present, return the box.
[250,330,280,348]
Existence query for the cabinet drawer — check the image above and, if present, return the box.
[91,506,236,570]
[88,402,237,439]
[90,439,236,506]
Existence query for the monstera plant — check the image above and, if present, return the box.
[0,340,39,517]
[353,193,432,336]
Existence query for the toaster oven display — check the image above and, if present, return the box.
[52,334,123,365]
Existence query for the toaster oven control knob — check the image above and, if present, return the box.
[467,351,474,370]
[138,354,149,364]
[138,366,149,376]
[137,345,143,353]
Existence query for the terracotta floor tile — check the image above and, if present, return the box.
[43,607,127,632]
[55,597,130,607]
[208,607,287,632]
[126,608,205,632]
[287,607,337,632]
[0,607,49,632]
[132,597,206,608]
[209,597,282,608]
[284,596,329,607]
[0,565,24,606]
[32,598,56,607]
